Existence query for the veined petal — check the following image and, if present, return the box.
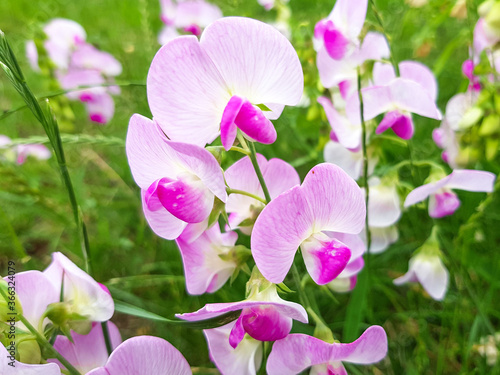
[328,0,368,43]
[323,141,364,180]
[234,100,277,145]
[301,163,365,233]
[221,96,244,150]
[147,35,229,146]
[266,326,388,375]
[205,322,263,375]
[86,336,191,375]
[43,252,114,322]
[200,17,303,106]
[301,234,351,285]
[49,322,121,373]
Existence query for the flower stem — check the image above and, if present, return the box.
[226,188,267,204]
[101,321,113,356]
[0,288,81,375]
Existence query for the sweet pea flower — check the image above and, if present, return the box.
[2,271,58,332]
[43,252,114,323]
[323,140,377,181]
[266,325,388,375]
[325,232,365,293]
[70,42,122,77]
[225,154,300,234]
[404,169,496,218]
[317,32,390,90]
[86,336,192,375]
[432,119,461,167]
[443,90,480,132]
[147,17,303,149]
[318,96,361,151]
[0,136,51,165]
[252,163,365,285]
[367,226,399,254]
[314,0,368,60]
[177,271,308,348]
[204,321,263,375]
[48,322,122,373]
[176,223,238,295]
[347,61,441,140]
[462,59,481,91]
[1,344,61,374]
[126,114,227,240]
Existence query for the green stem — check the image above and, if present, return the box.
[291,263,312,309]
[0,31,91,274]
[0,288,81,375]
[226,188,267,204]
[101,321,113,357]
[357,68,372,254]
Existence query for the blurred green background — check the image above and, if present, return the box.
[0,0,499,373]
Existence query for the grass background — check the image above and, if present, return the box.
[0,0,499,373]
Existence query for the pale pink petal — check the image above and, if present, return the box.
[4,271,58,330]
[366,179,401,227]
[340,256,365,278]
[176,224,237,295]
[1,345,61,374]
[317,96,361,150]
[26,40,40,71]
[49,322,121,373]
[266,326,388,375]
[43,252,114,322]
[158,24,180,45]
[16,144,52,162]
[301,163,365,233]
[176,298,307,324]
[388,78,441,120]
[251,186,314,283]
[85,92,115,124]
[445,169,496,192]
[368,226,399,253]
[200,17,303,106]
[355,32,390,63]
[317,47,357,88]
[354,86,393,122]
[263,157,301,199]
[445,91,479,131]
[399,61,438,101]
[205,322,263,375]
[142,189,187,240]
[147,35,229,146]
[414,255,449,300]
[323,141,364,180]
[372,62,396,86]
[174,0,222,29]
[86,336,191,375]
[71,43,122,76]
[329,0,368,43]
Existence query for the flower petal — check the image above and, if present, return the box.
[200,17,303,106]
[323,141,364,180]
[221,95,244,150]
[86,336,191,375]
[328,0,368,43]
[399,61,438,101]
[445,169,496,192]
[1,345,61,375]
[147,35,229,146]
[266,326,388,375]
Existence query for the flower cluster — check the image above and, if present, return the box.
[26,18,122,124]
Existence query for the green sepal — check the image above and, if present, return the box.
[256,103,271,112]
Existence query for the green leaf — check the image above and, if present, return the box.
[114,300,241,329]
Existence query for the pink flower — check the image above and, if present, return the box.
[323,140,377,181]
[204,321,263,375]
[176,224,238,295]
[266,326,388,374]
[347,61,441,140]
[404,169,496,218]
[251,163,365,285]
[225,154,300,234]
[48,322,122,373]
[44,252,115,322]
[314,0,368,60]
[147,17,303,149]
[86,336,192,374]
[177,282,307,348]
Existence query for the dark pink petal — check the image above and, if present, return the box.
[234,100,277,145]
[428,191,460,218]
[329,0,368,43]
[266,326,388,375]
[301,235,351,285]
[141,189,187,240]
[147,36,229,146]
[204,322,263,375]
[229,315,247,348]
[155,177,213,223]
[376,111,414,140]
[221,96,244,150]
[240,306,292,342]
[200,17,303,108]
[323,22,349,60]
[86,336,191,375]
